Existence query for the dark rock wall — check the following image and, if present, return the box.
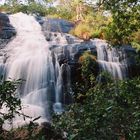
[0,13,16,49]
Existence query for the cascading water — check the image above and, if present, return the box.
[0,12,129,129]
[94,39,128,79]
[0,13,63,128]
[61,63,72,104]
[0,52,5,77]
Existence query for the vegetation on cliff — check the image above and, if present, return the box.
[0,0,140,140]
[53,55,140,140]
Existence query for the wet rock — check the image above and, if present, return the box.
[0,13,10,23]
[42,18,74,33]
[0,13,16,49]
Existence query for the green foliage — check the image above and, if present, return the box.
[55,0,84,21]
[131,30,140,51]
[103,0,140,45]
[97,71,113,84]
[79,51,97,78]
[49,6,74,20]
[25,3,47,16]
[133,30,140,44]
[91,30,101,38]
[0,3,48,16]
[69,10,110,40]
[0,79,21,132]
[71,51,98,103]
[53,77,140,140]
[132,42,140,52]
[70,23,92,40]
[133,36,140,74]
[69,21,103,40]
[78,51,98,90]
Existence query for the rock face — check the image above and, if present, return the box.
[44,31,97,64]
[36,16,74,33]
[42,31,99,82]
[0,13,16,78]
[42,18,75,33]
[0,13,16,49]
[0,13,137,79]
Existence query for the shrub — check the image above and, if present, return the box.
[132,30,140,44]
[53,77,140,140]
[103,0,140,46]
[69,10,110,40]
[0,79,21,133]
[131,30,140,51]
[91,30,102,38]
[70,23,93,40]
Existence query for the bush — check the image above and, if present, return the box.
[103,0,140,46]
[52,6,74,20]
[91,30,102,38]
[131,30,140,51]
[69,10,110,40]
[53,77,140,140]
[0,79,21,133]
[79,51,97,78]
[70,23,92,40]
[132,30,140,44]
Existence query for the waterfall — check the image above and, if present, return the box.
[53,62,72,113]
[0,52,5,77]
[61,63,72,104]
[94,39,128,79]
[0,13,129,129]
[0,13,63,128]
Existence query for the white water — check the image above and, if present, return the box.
[94,39,127,79]
[1,13,63,128]
[0,13,128,129]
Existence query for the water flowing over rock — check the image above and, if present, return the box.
[0,13,66,129]
[37,16,136,80]
[42,29,130,80]
[95,39,128,79]
[0,13,136,129]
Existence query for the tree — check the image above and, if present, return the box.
[55,0,86,21]
[0,79,21,133]
[103,0,140,45]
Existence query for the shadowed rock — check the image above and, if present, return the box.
[0,13,16,49]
